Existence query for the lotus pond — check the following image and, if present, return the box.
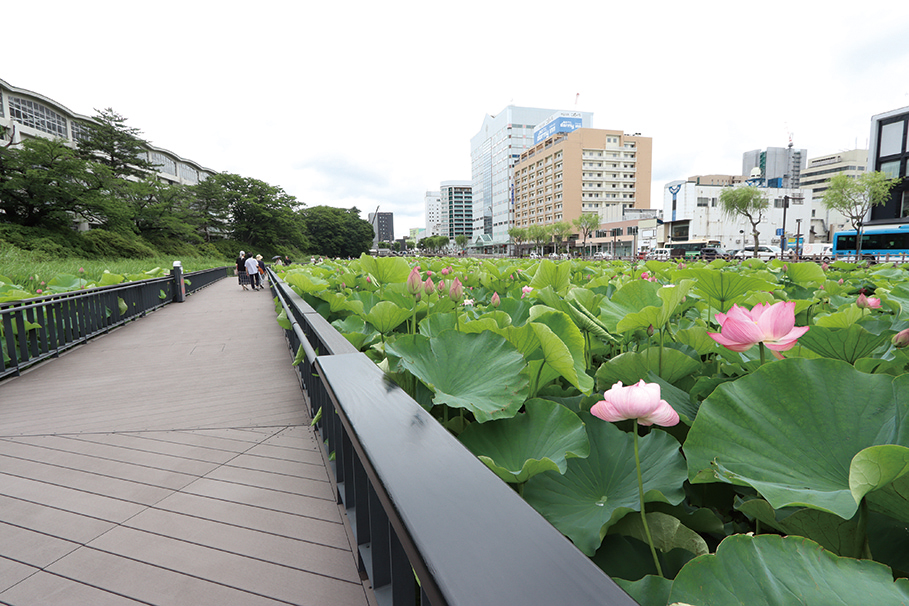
[278,255,909,604]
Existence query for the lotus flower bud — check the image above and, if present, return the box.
[491,292,501,307]
[857,293,881,309]
[424,277,435,296]
[406,267,422,295]
[892,328,909,348]
[449,278,464,303]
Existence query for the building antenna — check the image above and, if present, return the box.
[575,93,579,106]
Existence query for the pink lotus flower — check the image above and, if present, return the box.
[856,294,881,309]
[838,278,844,285]
[36,289,43,294]
[366,276,372,284]
[424,277,435,296]
[490,292,501,307]
[521,285,533,298]
[709,301,809,352]
[78,267,85,273]
[590,380,679,427]
[437,279,446,293]
[441,267,451,276]
[406,267,422,295]
[449,278,464,302]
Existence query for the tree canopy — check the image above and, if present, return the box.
[719,185,769,257]
[299,205,374,258]
[822,172,902,256]
[572,213,601,258]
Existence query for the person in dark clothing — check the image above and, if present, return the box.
[236,251,250,290]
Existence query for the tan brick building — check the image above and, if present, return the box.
[512,128,652,233]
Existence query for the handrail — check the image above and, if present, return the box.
[268,268,636,606]
[0,266,229,380]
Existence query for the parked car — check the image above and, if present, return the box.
[733,245,782,260]
[593,251,613,260]
[646,248,672,261]
[699,246,728,261]
[799,243,833,261]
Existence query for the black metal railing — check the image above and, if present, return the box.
[268,268,636,606]
[0,266,229,380]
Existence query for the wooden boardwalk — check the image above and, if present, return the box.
[0,276,374,606]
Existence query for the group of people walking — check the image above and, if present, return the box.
[236,251,267,291]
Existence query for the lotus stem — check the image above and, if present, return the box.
[633,423,663,577]
[854,498,870,559]
[759,342,766,366]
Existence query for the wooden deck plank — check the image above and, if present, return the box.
[0,278,373,606]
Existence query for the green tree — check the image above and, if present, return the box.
[75,108,155,179]
[455,234,468,250]
[822,171,902,258]
[119,177,201,246]
[527,224,548,256]
[0,137,117,228]
[549,221,574,255]
[187,176,233,242]
[299,205,374,257]
[572,213,601,258]
[719,185,769,258]
[508,226,527,257]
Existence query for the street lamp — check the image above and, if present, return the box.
[795,219,802,258]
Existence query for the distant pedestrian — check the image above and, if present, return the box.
[236,251,250,290]
[245,254,261,290]
[256,255,267,289]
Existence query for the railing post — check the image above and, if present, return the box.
[171,261,186,303]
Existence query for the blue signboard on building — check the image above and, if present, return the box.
[533,113,583,144]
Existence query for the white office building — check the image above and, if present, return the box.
[470,106,593,252]
[424,191,442,236]
[662,181,813,252]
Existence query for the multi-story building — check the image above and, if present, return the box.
[368,212,394,246]
[439,181,472,239]
[868,106,909,222]
[743,145,808,189]
[662,181,813,251]
[799,149,867,241]
[424,191,442,236]
[470,106,593,252]
[0,78,214,188]
[512,128,652,239]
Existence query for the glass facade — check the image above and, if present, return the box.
[8,96,68,138]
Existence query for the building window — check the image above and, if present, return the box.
[881,160,901,179]
[902,192,909,218]
[697,197,709,207]
[151,152,177,175]
[880,121,905,157]
[71,120,94,142]
[8,96,68,138]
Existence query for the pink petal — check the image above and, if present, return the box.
[639,400,680,427]
[754,301,796,341]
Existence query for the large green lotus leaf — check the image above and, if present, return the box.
[855,349,909,376]
[316,290,365,315]
[46,274,88,292]
[797,324,892,364]
[668,534,909,606]
[598,280,662,332]
[347,291,382,315]
[418,312,457,337]
[283,271,329,293]
[529,308,594,394]
[457,399,589,483]
[357,253,412,284]
[685,358,909,521]
[736,497,858,556]
[609,511,708,558]
[331,316,379,351]
[680,268,776,313]
[882,283,909,320]
[617,281,694,333]
[785,262,827,286]
[675,326,722,356]
[613,573,673,606]
[814,305,865,327]
[385,331,528,422]
[596,348,702,388]
[528,259,570,292]
[597,535,699,584]
[498,323,543,358]
[496,295,533,327]
[523,417,687,555]
[460,316,506,335]
[98,272,124,286]
[365,300,412,334]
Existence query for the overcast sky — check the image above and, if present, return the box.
[6,1,909,238]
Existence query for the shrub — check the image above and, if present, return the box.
[80,229,158,258]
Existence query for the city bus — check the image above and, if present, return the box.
[831,224,909,261]
[666,239,724,258]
